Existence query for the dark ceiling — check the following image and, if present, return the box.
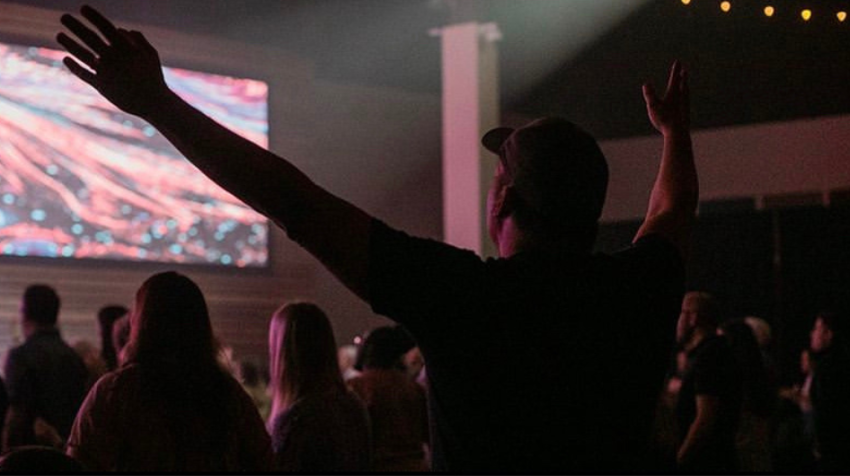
[7,0,850,139]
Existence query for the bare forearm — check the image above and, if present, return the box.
[635,129,697,255]
[646,131,697,221]
[677,413,714,466]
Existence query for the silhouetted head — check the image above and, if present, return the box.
[743,316,772,350]
[98,304,128,370]
[482,117,608,254]
[98,304,128,328]
[0,446,83,473]
[356,325,416,371]
[21,284,60,327]
[677,291,721,345]
[268,302,343,415]
[811,310,845,354]
[123,271,218,368]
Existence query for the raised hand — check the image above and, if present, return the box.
[642,61,690,135]
[57,5,170,118]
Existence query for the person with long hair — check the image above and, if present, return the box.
[718,319,775,471]
[65,272,273,472]
[267,302,371,471]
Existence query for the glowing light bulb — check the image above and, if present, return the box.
[764,5,775,17]
[721,1,731,13]
[838,11,847,22]
[681,0,691,5]
[801,9,812,21]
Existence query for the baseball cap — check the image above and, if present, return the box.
[481,117,609,225]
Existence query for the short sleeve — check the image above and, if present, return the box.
[614,233,685,288]
[368,219,487,330]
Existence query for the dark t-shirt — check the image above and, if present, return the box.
[368,219,685,472]
[271,390,371,472]
[810,346,850,472]
[675,335,743,472]
[4,328,88,443]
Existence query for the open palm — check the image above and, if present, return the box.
[57,5,170,118]
[643,61,690,135]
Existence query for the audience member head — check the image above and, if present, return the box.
[403,346,425,380]
[800,348,812,377]
[238,360,264,388]
[111,315,131,365]
[73,340,108,389]
[20,284,60,336]
[0,445,83,473]
[810,310,845,354]
[337,344,359,379]
[122,271,220,370]
[677,291,721,347]
[743,316,772,351]
[357,325,416,371]
[482,117,609,255]
[268,302,344,416]
[720,318,772,413]
[97,304,128,370]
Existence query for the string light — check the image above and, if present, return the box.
[676,1,847,27]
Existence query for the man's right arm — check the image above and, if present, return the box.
[58,6,372,299]
[634,61,698,260]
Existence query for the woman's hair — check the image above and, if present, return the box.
[121,272,233,463]
[123,271,220,368]
[268,302,344,421]
[720,319,774,416]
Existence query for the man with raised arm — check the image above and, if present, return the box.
[57,6,697,472]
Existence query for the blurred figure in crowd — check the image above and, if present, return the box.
[719,319,775,471]
[338,344,361,382]
[267,302,371,471]
[3,284,87,450]
[349,325,429,471]
[97,305,128,371]
[238,359,271,422]
[66,272,272,471]
[808,310,850,472]
[675,292,742,472]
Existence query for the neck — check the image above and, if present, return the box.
[497,221,590,258]
[23,321,54,339]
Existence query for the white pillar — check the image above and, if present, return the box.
[437,22,501,257]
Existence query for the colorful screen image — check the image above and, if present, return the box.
[0,42,269,267]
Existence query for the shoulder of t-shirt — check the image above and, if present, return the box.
[608,232,685,272]
[92,365,141,392]
[620,232,680,256]
[370,218,481,258]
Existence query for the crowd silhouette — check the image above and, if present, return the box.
[0,4,845,473]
